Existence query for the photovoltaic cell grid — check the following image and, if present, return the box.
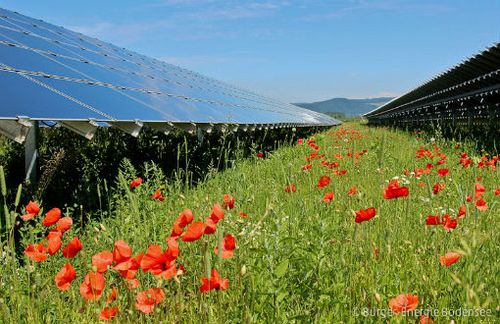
[364,43,500,126]
[0,8,340,143]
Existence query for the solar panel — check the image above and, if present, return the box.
[0,8,340,143]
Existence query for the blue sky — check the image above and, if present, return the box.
[1,0,498,103]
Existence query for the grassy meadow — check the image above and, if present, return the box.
[0,123,499,323]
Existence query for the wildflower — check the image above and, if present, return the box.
[106,287,118,303]
[151,189,165,202]
[200,269,229,293]
[432,182,445,195]
[457,205,466,218]
[210,204,225,224]
[92,251,114,273]
[347,186,358,196]
[425,215,441,225]
[136,288,165,314]
[171,209,194,237]
[388,294,418,313]
[113,240,133,264]
[203,217,217,235]
[323,191,334,203]
[284,184,296,193]
[62,237,83,258]
[475,198,488,211]
[383,180,409,199]
[24,242,47,262]
[437,168,449,177]
[474,183,485,199]
[317,175,331,189]
[256,152,264,158]
[56,217,73,233]
[222,194,235,210]
[80,271,105,301]
[239,211,248,218]
[47,230,63,255]
[99,307,119,321]
[181,222,205,243]
[214,234,236,259]
[42,208,61,227]
[442,215,457,232]
[114,253,143,279]
[420,315,435,324]
[55,263,76,291]
[21,201,40,221]
[439,252,461,267]
[354,207,376,223]
[140,244,177,280]
[494,188,500,196]
[129,177,142,188]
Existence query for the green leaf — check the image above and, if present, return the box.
[274,259,289,278]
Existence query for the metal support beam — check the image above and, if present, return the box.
[24,121,38,184]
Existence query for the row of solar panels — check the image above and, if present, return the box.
[0,8,340,143]
[364,43,500,125]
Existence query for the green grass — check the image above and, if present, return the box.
[0,123,499,323]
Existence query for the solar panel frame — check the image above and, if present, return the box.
[0,8,340,143]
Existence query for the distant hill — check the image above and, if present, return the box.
[294,97,394,117]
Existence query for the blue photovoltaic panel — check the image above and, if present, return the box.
[0,8,340,142]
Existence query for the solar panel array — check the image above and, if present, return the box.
[364,43,500,126]
[0,8,340,143]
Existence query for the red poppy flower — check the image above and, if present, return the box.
[323,191,334,203]
[42,208,61,227]
[181,221,205,242]
[210,204,225,224]
[457,205,466,218]
[200,269,229,293]
[113,240,133,264]
[256,152,264,158]
[80,271,105,301]
[24,242,47,262]
[171,208,194,237]
[425,215,441,225]
[297,138,303,145]
[442,215,457,232]
[437,168,449,177]
[347,186,358,196]
[222,194,235,210]
[284,184,296,193]
[62,237,83,258]
[432,182,445,195]
[239,211,248,218]
[114,253,143,279]
[204,217,217,235]
[420,315,435,324]
[466,195,472,202]
[56,217,73,233]
[106,287,118,303]
[439,252,461,267]
[99,307,119,321]
[150,189,165,202]
[317,175,331,189]
[354,207,376,223]
[388,294,418,313]
[214,234,236,259]
[136,288,165,314]
[140,245,177,279]
[302,164,312,171]
[129,177,142,188]
[474,182,485,199]
[21,201,40,221]
[475,198,488,211]
[47,230,63,255]
[383,180,409,199]
[55,263,76,291]
[127,278,140,290]
[92,251,114,273]
[494,188,500,196]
